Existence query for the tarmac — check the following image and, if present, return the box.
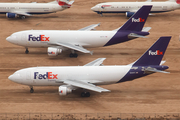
[0,0,180,113]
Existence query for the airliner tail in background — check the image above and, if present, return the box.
[0,0,74,19]
[91,0,180,17]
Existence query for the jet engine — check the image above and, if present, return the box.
[48,47,62,56]
[126,12,135,17]
[59,86,72,96]
[6,13,17,18]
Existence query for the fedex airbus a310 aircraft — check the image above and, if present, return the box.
[91,0,180,17]
[6,6,152,58]
[0,0,74,19]
[8,36,171,97]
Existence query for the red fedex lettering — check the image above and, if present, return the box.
[48,72,52,79]
[48,72,58,79]
[53,74,58,79]
[157,50,163,55]
[140,18,145,22]
[41,35,50,41]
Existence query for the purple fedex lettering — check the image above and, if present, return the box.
[29,35,41,41]
[34,72,58,79]
[28,35,50,41]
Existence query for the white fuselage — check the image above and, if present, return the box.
[0,2,64,14]
[7,30,117,48]
[91,1,180,13]
[9,65,131,86]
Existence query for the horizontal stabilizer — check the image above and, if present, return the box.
[79,23,100,31]
[142,27,151,32]
[61,79,110,93]
[128,33,148,38]
[160,61,166,65]
[145,67,170,73]
[84,58,106,66]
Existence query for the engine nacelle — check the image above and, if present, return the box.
[48,47,62,56]
[6,13,17,18]
[59,86,72,96]
[126,12,135,17]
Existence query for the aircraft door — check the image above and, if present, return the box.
[162,6,167,10]
[21,33,28,46]
[26,71,34,84]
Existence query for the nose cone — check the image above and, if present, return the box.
[91,6,98,11]
[8,73,21,84]
[6,36,13,42]
[6,35,17,44]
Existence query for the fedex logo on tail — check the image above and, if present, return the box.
[132,18,145,22]
[34,72,58,79]
[28,35,50,41]
[149,50,163,55]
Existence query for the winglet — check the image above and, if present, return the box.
[132,36,171,66]
[118,5,152,32]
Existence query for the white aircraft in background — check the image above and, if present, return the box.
[8,36,171,97]
[91,0,180,17]
[6,6,152,58]
[0,0,74,19]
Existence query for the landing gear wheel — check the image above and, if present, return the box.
[20,16,26,19]
[25,48,29,54]
[81,92,86,97]
[81,92,90,97]
[85,92,90,97]
[69,53,78,58]
[30,88,34,93]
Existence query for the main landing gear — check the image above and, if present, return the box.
[81,92,90,97]
[30,86,34,93]
[25,48,29,54]
[69,53,78,58]
[19,15,26,19]
[69,50,78,58]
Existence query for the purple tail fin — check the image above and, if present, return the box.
[118,5,152,32]
[133,36,171,66]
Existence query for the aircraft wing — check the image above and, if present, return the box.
[128,33,148,38]
[60,79,110,93]
[79,23,100,31]
[84,58,106,66]
[12,11,31,16]
[145,67,170,73]
[48,42,93,54]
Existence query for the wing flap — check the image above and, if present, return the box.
[12,11,31,16]
[84,58,106,66]
[59,79,110,93]
[48,42,93,54]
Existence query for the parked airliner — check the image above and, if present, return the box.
[6,6,152,58]
[8,36,171,97]
[0,0,74,19]
[91,0,180,17]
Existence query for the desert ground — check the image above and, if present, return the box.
[0,0,180,116]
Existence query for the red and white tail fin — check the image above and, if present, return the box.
[168,0,180,4]
[176,0,180,4]
[56,0,74,8]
